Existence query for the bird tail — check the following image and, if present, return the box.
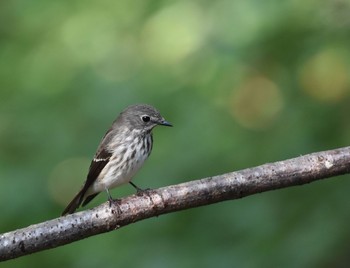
[61,188,85,216]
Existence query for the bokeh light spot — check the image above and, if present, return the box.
[299,48,349,103]
[48,157,89,205]
[60,10,117,63]
[141,2,207,65]
[230,76,284,130]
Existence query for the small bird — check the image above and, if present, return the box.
[62,104,172,215]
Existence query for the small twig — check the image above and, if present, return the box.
[1,146,350,261]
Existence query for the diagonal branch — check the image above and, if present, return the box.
[1,146,350,261]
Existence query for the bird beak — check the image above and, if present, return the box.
[159,119,173,127]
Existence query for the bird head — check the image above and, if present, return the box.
[118,104,172,132]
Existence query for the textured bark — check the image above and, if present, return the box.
[1,146,350,261]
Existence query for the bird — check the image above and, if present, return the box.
[62,104,172,215]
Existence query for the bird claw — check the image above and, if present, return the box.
[109,198,122,214]
[129,182,152,196]
[136,188,153,197]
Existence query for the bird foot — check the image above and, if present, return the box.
[129,182,152,196]
[109,198,122,215]
[136,188,154,197]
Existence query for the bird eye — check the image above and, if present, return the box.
[141,116,150,122]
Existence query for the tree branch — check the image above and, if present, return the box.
[1,146,350,261]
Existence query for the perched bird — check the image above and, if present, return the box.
[62,104,172,215]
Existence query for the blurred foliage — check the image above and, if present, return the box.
[0,0,350,267]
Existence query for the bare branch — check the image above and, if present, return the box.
[1,146,350,261]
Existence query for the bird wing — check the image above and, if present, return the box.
[61,147,112,215]
[85,148,112,190]
[62,129,115,215]
[78,129,114,203]
[79,148,112,205]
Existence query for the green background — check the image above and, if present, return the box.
[1,0,350,267]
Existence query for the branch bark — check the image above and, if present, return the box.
[1,146,350,261]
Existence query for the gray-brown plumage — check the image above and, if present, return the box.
[62,104,172,215]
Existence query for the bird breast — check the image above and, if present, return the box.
[92,131,153,192]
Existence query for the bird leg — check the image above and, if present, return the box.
[105,188,122,214]
[129,181,152,196]
[129,181,152,197]
[129,181,144,192]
